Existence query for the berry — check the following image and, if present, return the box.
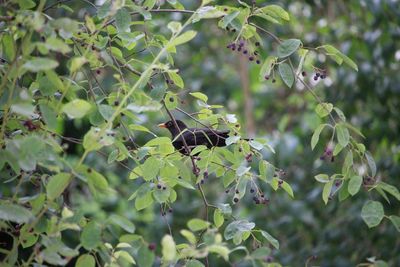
[224,8,228,11]
[302,71,306,76]
[203,171,209,179]
[256,60,261,64]
[316,72,321,77]
[250,188,255,193]
[168,208,173,213]
[249,56,254,61]
[320,75,326,79]
[233,197,239,203]
[114,100,119,106]
[272,79,276,83]
[157,184,162,189]
[225,189,230,193]
[148,243,156,251]
[169,97,174,102]
[255,41,260,46]
[243,50,248,54]
[162,186,167,190]
[264,75,270,80]
[96,69,101,75]
[87,168,92,173]
[313,76,318,81]
[235,189,239,194]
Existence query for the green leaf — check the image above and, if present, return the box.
[137,245,155,267]
[167,21,182,34]
[168,30,197,48]
[249,140,263,150]
[259,56,277,81]
[0,203,33,223]
[46,173,72,201]
[389,215,400,232]
[311,124,327,150]
[168,71,184,88]
[109,215,135,233]
[2,34,15,61]
[365,151,377,177]
[180,229,197,244]
[207,245,230,261]
[221,10,240,28]
[224,220,255,240]
[81,221,102,250]
[69,56,87,73]
[75,254,95,267]
[192,6,225,23]
[23,57,59,72]
[336,123,350,147]
[161,235,176,262]
[260,230,279,249]
[322,180,333,204]
[225,136,240,146]
[98,104,114,121]
[281,181,294,198]
[361,200,384,228]
[257,5,289,22]
[236,166,250,177]
[319,44,358,71]
[278,63,294,88]
[278,39,301,58]
[62,99,92,119]
[348,175,362,196]
[189,92,208,102]
[251,247,271,259]
[18,0,36,9]
[315,102,333,118]
[187,259,205,267]
[188,218,210,231]
[213,209,224,228]
[115,8,131,32]
[164,92,178,109]
[135,184,153,211]
[377,182,400,201]
[141,157,162,181]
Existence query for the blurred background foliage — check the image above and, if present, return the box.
[1,0,399,266]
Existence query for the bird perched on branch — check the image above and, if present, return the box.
[158,120,230,155]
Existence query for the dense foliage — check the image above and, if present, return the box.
[0,0,399,266]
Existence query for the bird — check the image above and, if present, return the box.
[158,120,230,155]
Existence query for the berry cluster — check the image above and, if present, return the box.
[313,69,327,81]
[226,40,261,64]
[320,144,334,162]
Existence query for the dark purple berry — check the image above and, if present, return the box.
[148,243,156,251]
[255,41,260,46]
[313,76,318,81]
[157,184,162,189]
[233,197,239,203]
[96,69,101,75]
[243,50,248,54]
[249,56,254,61]
[256,60,261,64]
[250,188,255,193]
[264,75,270,80]
[302,71,306,76]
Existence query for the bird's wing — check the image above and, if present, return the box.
[184,128,229,147]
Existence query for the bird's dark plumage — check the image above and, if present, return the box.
[159,120,230,154]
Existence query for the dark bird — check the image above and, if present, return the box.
[158,120,230,155]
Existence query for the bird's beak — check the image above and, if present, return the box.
[158,123,167,128]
